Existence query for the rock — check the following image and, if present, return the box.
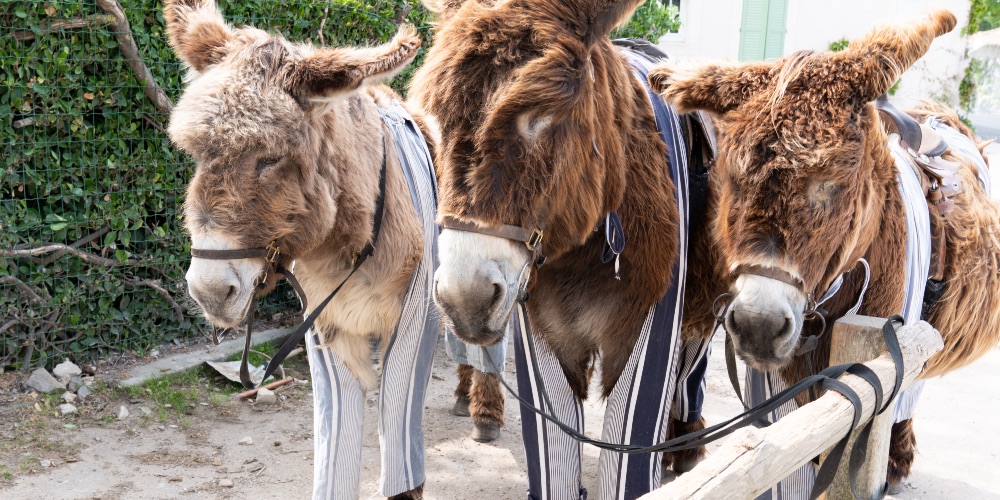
[40,459,52,468]
[212,458,222,466]
[76,386,92,400]
[255,388,276,405]
[62,391,77,404]
[219,479,234,488]
[53,359,82,381]
[238,436,253,445]
[150,350,160,358]
[82,377,95,387]
[117,406,129,421]
[25,368,65,394]
[67,376,84,392]
[59,404,77,415]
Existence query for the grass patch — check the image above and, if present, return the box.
[225,339,280,368]
[121,367,231,422]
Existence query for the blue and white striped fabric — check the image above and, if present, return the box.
[446,323,509,374]
[306,99,440,499]
[512,46,704,500]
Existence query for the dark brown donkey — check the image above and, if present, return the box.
[164,0,502,496]
[411,0,711,495]
[650,9,1000,490]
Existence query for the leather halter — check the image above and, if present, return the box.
[439,215,547,267]
[732,264,805,292]
[189,133,388,389]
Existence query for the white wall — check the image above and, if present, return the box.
[658,0,972,105]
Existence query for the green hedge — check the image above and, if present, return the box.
[1,0,676,371]
[0,0,431,371]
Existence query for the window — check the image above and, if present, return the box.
[662,0,685,40]
[738,0,789,61]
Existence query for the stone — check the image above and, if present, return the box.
[219,479,234,488]
[67,376,84,392]
[117,406,129,421]
[53,359,82,381]
[82,377,95,387]
[61,391,77,404]
[76,386,92,400]
[24,368,65,394]
[40,459,52,468]
[59,404,77,415]
[255,388,276,405]
[238,436,253,445]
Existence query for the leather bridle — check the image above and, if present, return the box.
[189,133,388,389]
[439,216,547,268]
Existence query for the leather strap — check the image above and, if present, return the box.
[439,215,546,266]
[190,247,269,260]
[733,264,805,291]
[876,95,923,153]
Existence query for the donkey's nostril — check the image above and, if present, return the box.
[224,285,236,302]
[490,283,503,308]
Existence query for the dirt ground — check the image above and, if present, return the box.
[1,329,998,500]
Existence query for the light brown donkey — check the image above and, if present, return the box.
[650,9,1000,490]
[163,0,500,497]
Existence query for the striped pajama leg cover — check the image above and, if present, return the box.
[512,47,712,500]
[305,100,440,499]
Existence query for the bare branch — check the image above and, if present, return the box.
[394,5,413,25]
[318,4,330,45]
[1,244,139,266]
[39,225,111,266]
[0,276,49,304]
[11,14,117,41]
[0,319,22,336]
[125,278,186,322]
[95,0,174,115]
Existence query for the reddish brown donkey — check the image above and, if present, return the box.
[650,9,1000,490]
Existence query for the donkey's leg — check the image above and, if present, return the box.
[377,277,441,498]
[452,364,474,417]
[470,366,506,442]
[597,302,684,499]
[305,331,366,500]
[512,310,587,500]
[662,335,712,474]
[887,380,924,493]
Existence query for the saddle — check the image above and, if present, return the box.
[875,96,960,292]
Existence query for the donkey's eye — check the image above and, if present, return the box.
[255,156,283,174]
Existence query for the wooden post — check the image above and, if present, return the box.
[820,315,895,500]
[640,320,942,500]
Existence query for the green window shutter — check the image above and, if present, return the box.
[763,0,788,59]
[739,0,768,61]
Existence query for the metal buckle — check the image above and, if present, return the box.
[525,228,543,251]
[265,242,281,265]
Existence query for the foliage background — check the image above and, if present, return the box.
[0,0,677,372]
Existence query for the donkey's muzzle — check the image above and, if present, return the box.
[725,303,798,369]
[433,265,513,346]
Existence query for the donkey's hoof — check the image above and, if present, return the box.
[387,483,423,499]
[451,397,471,417]
[887,480,903,495]
[472,423,501,442]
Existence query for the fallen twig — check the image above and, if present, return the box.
[38,225,111,266]
[1,244,138,266]
[96,0,173,115]
[234,377,293,401]
[11,14,116,41]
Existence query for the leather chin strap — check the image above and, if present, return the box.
[189,132,389,389]
[439,215,547,267]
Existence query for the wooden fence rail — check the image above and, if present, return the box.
[641,317,943,500]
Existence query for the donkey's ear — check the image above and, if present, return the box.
[836,10,957,102]
[285,25,421,100]
[575,0,646,42]
[649,60,775,114]
[163,0,235,72]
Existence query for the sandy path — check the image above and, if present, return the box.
[2,331,998,499]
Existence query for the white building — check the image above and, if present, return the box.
[657,0,973,106]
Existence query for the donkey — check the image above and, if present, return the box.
[411,0,714,496]
[650,9,1000,491]
[163,0,503,497]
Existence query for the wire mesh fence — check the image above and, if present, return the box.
[1,0,430,371]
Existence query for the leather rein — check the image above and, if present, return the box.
[439,216,547,268]
[189,133,388,389]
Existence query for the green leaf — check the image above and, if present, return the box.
[15,9,27,18]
